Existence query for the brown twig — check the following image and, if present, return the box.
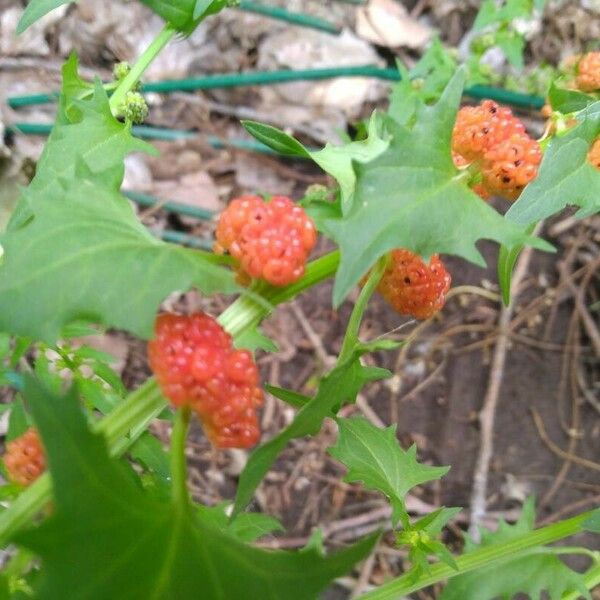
[468,224,542,539]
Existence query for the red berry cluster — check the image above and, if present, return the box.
[4,428,46,487]
[377,249,451,320]
[576,51,600,92]
[148,313,263,449]
[452,100,525,160]
[215,195,317,287]
[452,100,542,201]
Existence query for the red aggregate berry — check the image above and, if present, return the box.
[588,139,600,169]
[215,195,317,287]
[4,428,46,487]
[481,134,542,201]
[148,313,263,449]
[452,100,526,161]
[576,52,600,92]
[377,250,451,320]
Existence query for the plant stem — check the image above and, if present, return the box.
[338,256,386,363]
[360,510,596,599]
[108,24,176,115]
[170,407,191,508]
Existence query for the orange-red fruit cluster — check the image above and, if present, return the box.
[148,313,263,449]
[452,100,526,160]
[4,428,46,487]
[576,52,600,92]
[452,100,541,201]
[378,250,451,320]
[215,195,317,287]
[481,134,543,201]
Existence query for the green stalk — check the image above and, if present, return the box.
[108,24,176,115]
[170,407,191,508]
[338,256,386,362]
[360,511,596,599]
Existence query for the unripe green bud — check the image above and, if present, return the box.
[120,91,148,125]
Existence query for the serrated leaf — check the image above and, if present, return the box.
[322,70,551,306]
[17,0,75,34]
[495,31,525,70]
[0,61,236,343]
[233,348,392,516]
[243,116,389,214]
[329,417,448,525]
[441,498,591,600]
[14,377,377,599]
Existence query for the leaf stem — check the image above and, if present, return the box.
[562,560,600,600]
[170,407,191,508]
[338,256,387,363]
[359,510,597,599]
[108,24,176,115]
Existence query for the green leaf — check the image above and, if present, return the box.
[129,431,171,483]
[507,103,600,225]
[329,417,448,525]
[7,397,29,442]
[0,60,236,343]
[441,498,591,600]
[139,0,228,34]
[497,222,536,305]
[241,121,310,158]
[14,377,377,599]
[499,102,600,301]
[323,70,550,306]
[548,81,596,113]
[310,113,389,214]
[199,504,285,543]
[244,116,389,214]
[265,384,311,409]
[233,349,392,516]
[17,0,75,34]
[583,509,600,533]
[234,325,278,353]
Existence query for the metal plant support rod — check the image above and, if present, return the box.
[237,1,340,33]
[7,66,546,110]
[123,190,215,221]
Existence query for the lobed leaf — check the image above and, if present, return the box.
[329,417,449,525]
[0,58,236,343]
[14,377,377,599]
[323,69,550,306]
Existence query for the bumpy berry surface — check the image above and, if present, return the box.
[481,134,542,201]
[588,139,600,169]
[377,250,451,320]
[4,428,45,487]
[452,100,525,161]
[576,52,600,92]
[148,313,263,449]
[215,195,317,287]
